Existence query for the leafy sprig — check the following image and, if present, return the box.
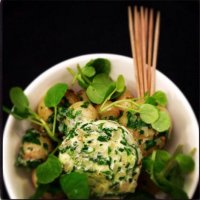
[32,154,90,199]
[44,83,68,136]
[142,145,195,199]
[68,58,125,104]
[100,91,171,132]
[3,83,68,142]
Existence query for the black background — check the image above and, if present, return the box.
[1,0,199,199]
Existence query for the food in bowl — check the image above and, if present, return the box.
[3,56,197,199]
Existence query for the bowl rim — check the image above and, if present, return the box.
[3,53,199,199]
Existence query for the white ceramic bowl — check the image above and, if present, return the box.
[3,54,199,199]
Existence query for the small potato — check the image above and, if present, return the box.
[16,129,53,168]
[95,101,120,120]
[37,98,53,122]
[65,89,79,105]
[117,89,134,100]
[22,134,53,161]
[119,111,168,156]
[65,101,99,130]
[77,90,89,101]
[116,90,134,110]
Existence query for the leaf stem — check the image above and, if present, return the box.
[67,68,78,85]
[29,118,43,126]
[30,110,60,143]
[161,145,183,176]
[100,99,139,113]
[77,64,91,85]
[40,117,60,143]
[53,106,57,135]
[100,88,116,111]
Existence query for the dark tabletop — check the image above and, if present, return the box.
[1,0,199,199]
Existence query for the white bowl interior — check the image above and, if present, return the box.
[3,54,199,199]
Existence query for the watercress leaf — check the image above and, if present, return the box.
[30,184,49,199]
[167,164,185,188]
[9,87,29,112]
[3,105,31,119]
[152,111,171,132]
[139,104,159,124]
[36,154,62,184]
[104,82,116,100]
[145,96,157,105]
[13,107,31,119]
[82,65,96,77]
[142,156,154,174]
[175,154,195,174]
[86,83,107,104]
[116,74,125,93]
[92,73,113,85]
[91,58,111,74]
[86,73,114,104]
[60,172,90,200]
[44,83,68,107]
[154,150,171,173]
[154,174,188,200]
[152,91,167,106]
[77,74,89,89]
[152,149,189,199]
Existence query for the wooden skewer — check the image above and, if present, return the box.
[134,6,144,96]
[140,6,147,93]
[128,6,140,97]
[128,5,160,97]
[150,11,160,95]
[147,9,154,93]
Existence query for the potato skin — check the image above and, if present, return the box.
[116,90,134,110]
[16,129,53,168]
[77,90,89,101]
[117,89,134,100]
[65,89,79,105]
[22,135,53,161]
[119,111,169,156]
[95,101,120,120]
[37,98,53,122]
[65,101,99,130]
[70,101,99,120]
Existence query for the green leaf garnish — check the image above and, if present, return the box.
[142,146,195,200]
[36,154,62,184]
[89,58,111,74]
[44,83,68,108]
[77,74,89,89]
[139,104,159,124]
[152,111,171,132]
[86,73,113,104]
[82,65,96,77]
[30,184,48,199]
[175,154,195,173]
[152,91,167,106]
[9,87,29,112]
[60,172,90,200]
[116,74,125,93]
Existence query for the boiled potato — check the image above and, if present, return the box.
[37,98,53,122]
[95,101,120,120]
